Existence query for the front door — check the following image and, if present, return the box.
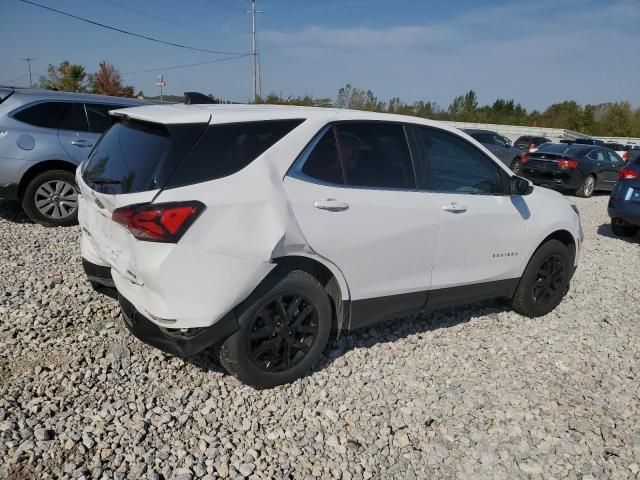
[284,122,441,328]
[412,125,529,309]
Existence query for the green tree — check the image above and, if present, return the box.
[39,61,88,92]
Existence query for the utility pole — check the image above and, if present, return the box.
[247,0,263,103]
[21,58,35,87]
[156,74,166,103]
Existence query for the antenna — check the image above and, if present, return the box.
[21,58,35,87]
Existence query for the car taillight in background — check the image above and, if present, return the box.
[528,143,536,152]
[623,152,629,162]
[112,201,205,242]
[557,159,578,169]
[521,155,529,164]
[619,168,639,180]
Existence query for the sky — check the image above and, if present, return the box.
[1,0,639,110]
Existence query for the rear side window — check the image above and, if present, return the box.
[298,122,415,189]
[12,101,70,129]
[83,120,171,194]
[167,120,303,188]
[86,103,121,133]
[336,123,415,189]
[59,102,89,132]
[415,127,504,194]
[301,129,343,185]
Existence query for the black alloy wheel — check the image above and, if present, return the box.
[532,254,565,305]
[246,294,319,373]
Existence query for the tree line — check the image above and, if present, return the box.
[36,61,640,138]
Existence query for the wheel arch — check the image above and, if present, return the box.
[18,159,78,199]
[272,254,351,334]
[536,229,577,265]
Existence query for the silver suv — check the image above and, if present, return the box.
[0,88,142,226]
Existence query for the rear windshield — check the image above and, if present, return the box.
[165,119,304,188]
[84,120,172,194]
[537,143,590,156]
[83,118,304,194]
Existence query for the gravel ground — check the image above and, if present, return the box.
[1,194,639,480]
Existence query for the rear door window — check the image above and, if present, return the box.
[415,127,505,194]
[300,128,344,185]
[59,102,90,132]
[86,103,121,133]
[334,122,415,189]
[167,119,304,188]
[83,120,171,194]
[12,101,70,129]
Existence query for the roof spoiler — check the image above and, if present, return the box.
[184,92,218,105]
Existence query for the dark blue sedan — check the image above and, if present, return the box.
[608,157,640,237]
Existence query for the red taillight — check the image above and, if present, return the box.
[528,143,536,152]
[112,201,205,242]
[623,152,629,162]
[521,155,529,164]
[619,168,639,180]
[557,159,578,168]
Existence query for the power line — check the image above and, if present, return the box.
[101,0,207,31]
[121,54,251,75]
[19,0,249,56]
[1,73,30,84]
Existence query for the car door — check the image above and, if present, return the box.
[284,122,441,328]
[603,150,625,188]
[57,102,100,164]
[411,125,528,309]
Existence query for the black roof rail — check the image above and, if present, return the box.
[184,92,217,105]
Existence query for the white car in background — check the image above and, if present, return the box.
[77,104,583,388]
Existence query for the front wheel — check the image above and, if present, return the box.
[575,174,595,198]
[22,170,79,227]
[511,239,572,318]
[219,270,331,388]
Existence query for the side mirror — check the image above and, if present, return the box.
[511,176,534,196]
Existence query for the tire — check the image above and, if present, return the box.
[510,158,521,174]
[22,170,79,227]
[219,270,331,388]
[511,239,572,318]
[611,219,640,237]
[575,174,595,198]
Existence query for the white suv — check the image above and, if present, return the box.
[77,104,583,388]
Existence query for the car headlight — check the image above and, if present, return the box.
[570,204,580,216]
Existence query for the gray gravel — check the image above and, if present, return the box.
[1,195,639,479]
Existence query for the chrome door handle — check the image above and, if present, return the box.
[71,140,94,147]
[442,203,467,213]
[313,199,349,212]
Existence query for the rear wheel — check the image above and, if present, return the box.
[611,219,640,237]
[22,170,78,227]
[575,174,595,198]
[511,239,572,317]
[219,270,331,388]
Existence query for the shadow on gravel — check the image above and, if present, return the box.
[317,300,507,372]
[597,223,640,245]
[184,300,508,383]
[0,200,33,224]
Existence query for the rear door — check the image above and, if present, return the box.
[57,102,99,163]
[411,125,528,307]
[603,150,625,188]
[284,122,441,328]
